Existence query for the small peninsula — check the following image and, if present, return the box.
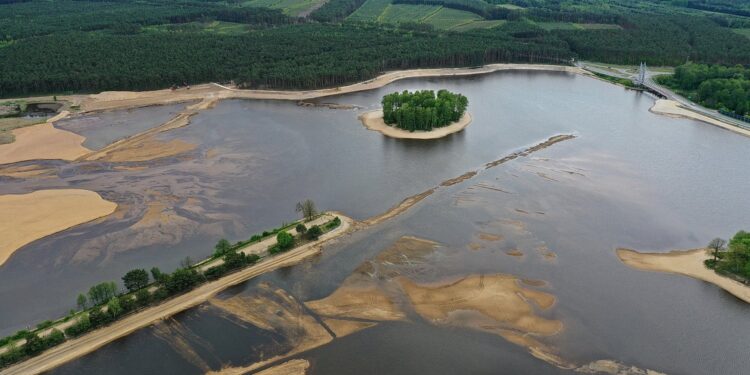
[360,89,471,139]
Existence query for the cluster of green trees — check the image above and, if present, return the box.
[0,329,65,367]
[658,63,750,117]
[310,0,369,22]
[705,231,750,281]
[382,90,468,131]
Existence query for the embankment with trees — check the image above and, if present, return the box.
[0,201,342,369]
[382,90,468,132]
[705,231,750,283]
[657,63,750,122]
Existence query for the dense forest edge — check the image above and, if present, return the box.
[658,63,750,121]
[1,0,750,97]
[0,201,341,369]
[382,89,469,131]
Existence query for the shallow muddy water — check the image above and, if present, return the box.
[1,71,749,374]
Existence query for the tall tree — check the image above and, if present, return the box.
[122,269,149,293]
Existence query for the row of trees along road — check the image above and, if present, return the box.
[382,89,468,132]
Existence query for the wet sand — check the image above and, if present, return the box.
[0,189,117,266]
[359,110,472,140]
[649,99,750,138]
[617,248,750,303]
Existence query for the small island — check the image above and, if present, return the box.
[360,89,471,139]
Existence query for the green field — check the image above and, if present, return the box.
[347,0,391,21]
[144,21,251,35]
[347,0,496,31]
[535,21,622,30]
[244,0,326,16]
[379,4,442,23]
[452,19,506,31]
[733,28,750,39]
[423,7,482,29]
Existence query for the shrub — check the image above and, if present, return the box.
[296,223,307,234]
[204,265,227,280]
[307,225,323,240]
[65,314,93,337]
[135,289,151,307]
[276,231,294,250]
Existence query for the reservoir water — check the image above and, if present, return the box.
[0,71,748,374]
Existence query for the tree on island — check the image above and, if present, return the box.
[705,231,750,280]
[296,199,317,221]
[382,89,468,132]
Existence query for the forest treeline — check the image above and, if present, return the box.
[382,90,468,131]
[658,63,750,117]
[0,23,572,96]
[1,0,750,96]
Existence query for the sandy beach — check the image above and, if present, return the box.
[359,110,472,139]
[0,111,91,165]
[650,99,750,138]
[0,189,117,266]
[617,248,750,303]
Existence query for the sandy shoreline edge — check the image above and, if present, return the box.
[616,248,750,304]
[359,110,472,139]
[650,99,750,138]
[0,189,117,267]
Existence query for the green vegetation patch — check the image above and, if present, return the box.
[144,21,252,35]
[423,7,482,30]
[382,89,468,132]
[379,4,442,23]
[733,28,750,39]
[451,19,505,31]
[705,231,750,282]
[347,0,391,21]
[244,0,327,17]
[658,63,750,118]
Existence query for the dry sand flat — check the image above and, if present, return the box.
[650,99,750,138]
[617,248,750,303]
[359,110,472,139]
[0,189,117,266]
[0,111,91,165]
[254,359,310,375]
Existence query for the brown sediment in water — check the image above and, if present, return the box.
[477,232,503,242]
[506,249,524,257]
[323,318,378,338]
[152,319,211,373]
[616,248,750,304]
[575,359,666,375]
[0,163,57,179]
[90,137,197,163]
[359,110,472,140]
[208,284,333,374]
[468,242,484,251]
[363,135,576,226]
[536,245,557,261]
[441,171,478,187]
[0,189,117,266]
[306,281,407,322]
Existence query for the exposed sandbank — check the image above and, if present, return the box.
[0,189,117,266]
[650,99,750,138]
[0,111,91,165]
[617,248,750,303]
[359,110,472,139]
